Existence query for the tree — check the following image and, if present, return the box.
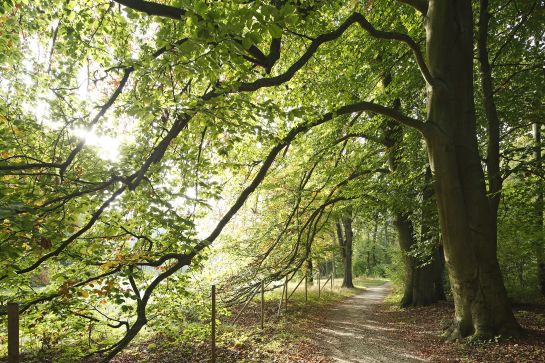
[420,0,520,339]
[336,207,355,288]
[533,123,545,295]
[2,0,542,359]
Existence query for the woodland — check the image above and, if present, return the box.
[0,0,544,362]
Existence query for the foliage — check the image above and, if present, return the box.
[0,0,543,360]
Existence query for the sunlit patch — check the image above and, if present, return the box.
[72,127,122,161]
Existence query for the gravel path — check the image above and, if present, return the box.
[314,283,427,363]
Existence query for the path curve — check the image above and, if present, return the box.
[313,283,427,363]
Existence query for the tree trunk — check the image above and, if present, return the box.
[478,0,502,218]
[341,214,355,288]
[433,245,447,300]
[412,260,438,306]
[371,220,378,268]
[307,259,314,285]
[394,211,443,307]
[533,123,545,295]
[394,212,416,307]
[424,0,520,339]
[418,167,446,304]
[382,82,444,306]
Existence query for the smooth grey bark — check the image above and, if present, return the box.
[424,0,520,339]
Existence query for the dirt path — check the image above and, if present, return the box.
[313,283,427,363]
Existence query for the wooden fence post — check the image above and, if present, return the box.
[318,272,321,299]
[304,274,308,303]
[260,280,264,330]
[284,276,288,313]
[332,251,335,282]
[211,285,216,363]
[7,302,19,363]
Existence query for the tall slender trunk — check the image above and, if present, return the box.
[424,0,519,339]
[341,213,355,288]
[478,0,502,218]
[533,123,545,295]
[372,219,378,268]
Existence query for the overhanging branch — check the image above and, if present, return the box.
[204,12,434,97]
[397,0,428,14]
[115,0,185,19]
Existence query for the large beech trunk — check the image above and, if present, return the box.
[424,0,519,339]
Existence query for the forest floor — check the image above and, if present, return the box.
[293,283,545,363]
[8,278,545,362]
[102,279,545,362]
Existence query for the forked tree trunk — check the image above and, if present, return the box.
[424,0,520,339]
[336,212,355,288]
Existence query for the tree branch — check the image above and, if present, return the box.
[195,100,423,254]
[221,12,434,95]
[0,38,188,174]
[396,0,428,14]
[115,0,185,19]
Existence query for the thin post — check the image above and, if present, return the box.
[318,272,321,298]
[211,285,216,363]
[284,276,288,313]
[332,252,335,284]
[277,282,286,316]
[304,274,308,302]
[7,302,19,363]
[260,280,264,330]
